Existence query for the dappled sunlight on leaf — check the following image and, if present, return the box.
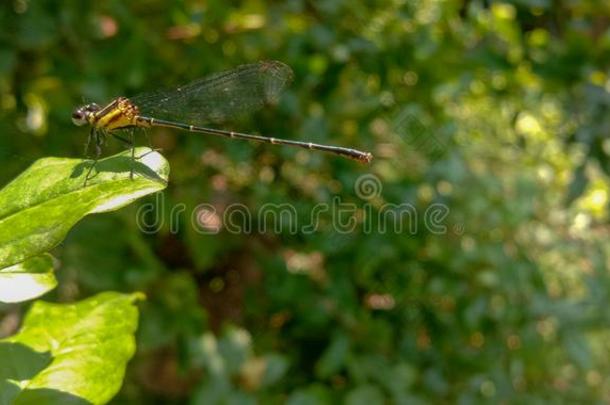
[0,148,169,268]
[0,254,56,303]
[2,292,143,404]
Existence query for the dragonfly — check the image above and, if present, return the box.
[71,60,373,185]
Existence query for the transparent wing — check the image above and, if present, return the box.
[131,61,293,125]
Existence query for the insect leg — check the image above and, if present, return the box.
[135,127,163,159]
[112,130,137,180]
[112,132,134,147]
[130,128,136,180]
[84,127,94,158]
[84,129,102,186]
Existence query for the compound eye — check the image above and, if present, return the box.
[71,109,87,126]
[86,103,101,112]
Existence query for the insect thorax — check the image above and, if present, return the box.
[94,97,140,130]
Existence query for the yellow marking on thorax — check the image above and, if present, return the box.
[94,97,140,131]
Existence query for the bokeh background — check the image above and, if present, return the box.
[2,0,610,403]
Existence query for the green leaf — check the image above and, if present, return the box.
[260,353,289,387]
[286,384,334,405]
[1,291,144,405]
[565,163,588,206]
[0,254,57,303]
[0,148,169,268]
[315,332,350,379]
[345,385,385,405]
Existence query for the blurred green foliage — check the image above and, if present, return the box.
[2,0,610,403]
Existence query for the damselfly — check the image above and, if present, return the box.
[72,61,373,185]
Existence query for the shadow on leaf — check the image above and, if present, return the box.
[71,155,166,184]
[0,342,51,381]
[0,342,92,404]
[13,388,93,405]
